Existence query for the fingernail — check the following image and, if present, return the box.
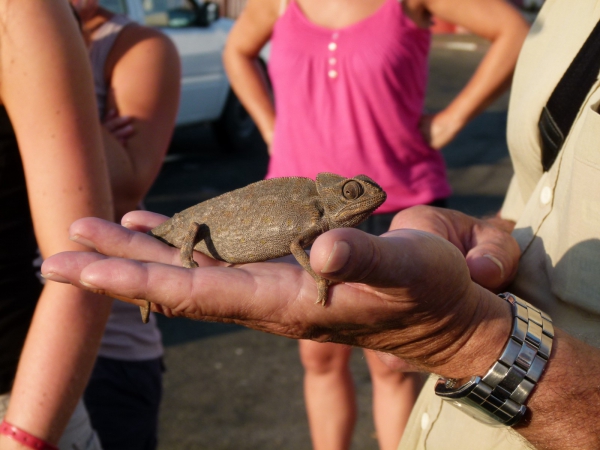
[321,241,351,274]
[484,254,505,279]
[70,234,97,250]
[41,272,70,283]
[80,280,99,289]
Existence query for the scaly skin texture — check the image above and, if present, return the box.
[140,173,386,322]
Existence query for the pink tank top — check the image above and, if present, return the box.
[267,0,451,213]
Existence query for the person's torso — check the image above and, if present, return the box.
[504,0,600,348]
[267,0,451,213]
[400,1,600,448]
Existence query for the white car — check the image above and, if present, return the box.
[99,0,266,150]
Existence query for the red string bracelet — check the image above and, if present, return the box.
[0,420,58,450]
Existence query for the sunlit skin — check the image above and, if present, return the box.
[42,207,600,449]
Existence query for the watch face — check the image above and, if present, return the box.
[444,398,508,428]
[435,377,525,427]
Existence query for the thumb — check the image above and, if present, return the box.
[310,227,466,288]
[465,243,517,291]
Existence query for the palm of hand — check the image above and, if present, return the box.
[43,210,484,375]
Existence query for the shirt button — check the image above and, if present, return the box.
[540,186,553,205]
[421,412,430,430]
[328,69,338,79]
[329,57,337,65]
[328,42,337,51]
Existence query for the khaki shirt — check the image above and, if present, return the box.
[399,0,600,448]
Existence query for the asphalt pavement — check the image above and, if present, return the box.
[144,33,513,450]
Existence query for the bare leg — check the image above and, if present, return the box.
[299,340,355,450]
[364,350,425,450]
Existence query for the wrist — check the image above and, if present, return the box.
[434,284,512,380]
[435,293,555,427]
[0,421,58,450]
[258,119,275,147]
[438,102,470,131]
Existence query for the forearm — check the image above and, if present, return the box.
[223,48,275,146]
[441,28,527,127]
[516,330,600,449]
[426,0,529,127]
[4,283,112,445]
[0,1,114,446]
[444,287,600,449]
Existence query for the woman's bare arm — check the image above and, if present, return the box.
[101,23,180,220]
[410,0,530,148]
[223,0,279,148]
[0,0,113,446]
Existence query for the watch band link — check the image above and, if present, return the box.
[435,293,554,426]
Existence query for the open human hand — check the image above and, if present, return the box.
[390,205,520,292]
[42,211,511,380]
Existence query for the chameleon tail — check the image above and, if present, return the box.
[140,300,151,324]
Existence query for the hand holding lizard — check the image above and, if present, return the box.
[42,211,512,379]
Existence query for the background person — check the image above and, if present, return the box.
[0,0,114,449]
[223,0,529,448]
[70,1,180,448]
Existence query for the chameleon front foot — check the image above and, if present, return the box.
[140,300,151,324]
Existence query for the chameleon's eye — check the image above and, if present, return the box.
[342,181,363,200]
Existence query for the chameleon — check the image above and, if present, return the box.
[140,172,386,323]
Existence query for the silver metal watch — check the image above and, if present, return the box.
[434,293,554,426]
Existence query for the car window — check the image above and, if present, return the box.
[98,0,128,14]
[142,0,198,27]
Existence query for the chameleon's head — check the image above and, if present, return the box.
[316,173,387,229]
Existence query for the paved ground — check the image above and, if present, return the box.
[144,33,513,450]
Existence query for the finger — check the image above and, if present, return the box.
[390,205,452,237]
[391,207,520,290]
[76,258,312,328]
[69,217,186,266]
[112,124,135,139]
[103,108,117,121]
[121,210,170,232]
[42,251,109,286]
[122,212,232,268]
[465,226,520,290]
[103,114,133,128]
[48,254,401,340]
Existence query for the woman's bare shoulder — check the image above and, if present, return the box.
[105,21,178,77]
